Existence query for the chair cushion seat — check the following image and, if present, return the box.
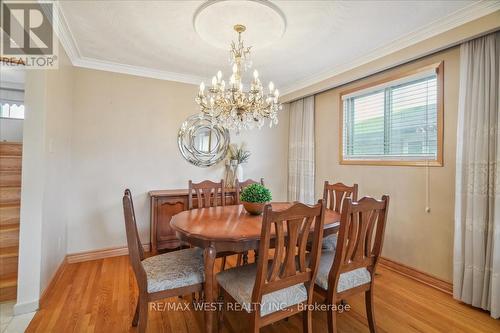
[322,234,338,250]
[315,250,371,292]
[141,248,205,293]
[216,263,308,316]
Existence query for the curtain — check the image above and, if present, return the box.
[288,96,315,204]
[454,32,500,319]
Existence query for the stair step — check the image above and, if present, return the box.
[0,187,21,205]
[0,246,18,258]
[0,273,17,301]
[0,274,17,288]
[0,170,21,187]
[0,143,22,157]
[0,204,20,225]
[0,155,22,171]
[0,224,19,247]
[0,247,18,278]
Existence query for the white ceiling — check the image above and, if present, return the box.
[57,0,499,94]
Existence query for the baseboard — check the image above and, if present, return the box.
[14,300,39,316]
[66,243,151,264]
[379,257,453,295]
[39,257,67,307]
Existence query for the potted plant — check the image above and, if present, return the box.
[240,183,272,215]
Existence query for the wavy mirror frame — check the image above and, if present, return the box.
[178,114,230,167]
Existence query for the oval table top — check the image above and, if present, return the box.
[170,203,340,243]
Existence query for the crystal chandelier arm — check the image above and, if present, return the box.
[194,24,281,131]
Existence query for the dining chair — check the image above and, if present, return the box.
[188,179,236,270]
[235,178,265,266]
[321,181,358,251]
[216,200,326,333]
[188,179,225,209]
[314,195,389,333]
[123,189,205,333]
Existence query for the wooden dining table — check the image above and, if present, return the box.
[170,202,341,333]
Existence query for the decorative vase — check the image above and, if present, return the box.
[224,160,234,188]
[236,163,243,182]
[242,201,267,215]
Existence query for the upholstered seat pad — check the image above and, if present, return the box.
[315,250,371,292]
[216,263,308,316]
[322,234,338,250]
[141,248,205,293]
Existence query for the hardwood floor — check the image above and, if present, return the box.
[27,254,500,333]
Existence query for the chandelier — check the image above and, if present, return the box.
[195,24,282,131]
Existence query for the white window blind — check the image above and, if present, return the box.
[342,69,439,162]
[0,88,25,119]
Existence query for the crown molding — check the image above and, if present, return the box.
[52,0,499,91]
[53,1,202,85]
[71,56,204,85]
[52,0,81,61]
[280,0,500,96]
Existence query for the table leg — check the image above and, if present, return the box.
[204,245,216,333]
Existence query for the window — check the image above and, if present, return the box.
[1,103,24,119]
[0,88,25,119]
[340,62,443,166]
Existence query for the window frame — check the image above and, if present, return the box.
[339,62,444,167]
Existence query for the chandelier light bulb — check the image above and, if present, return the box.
[195,25,281,131]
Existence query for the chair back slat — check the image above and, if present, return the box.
[124,189,144,261]
[329,196,389,289]
[323,181,358,213]
[188,180,225,209]
[235,178,264,204]
[252,201,325,309]
[122,190,147,288]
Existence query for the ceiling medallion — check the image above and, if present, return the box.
[195,24,282,131]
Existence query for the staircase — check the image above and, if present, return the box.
[0,142,22,302]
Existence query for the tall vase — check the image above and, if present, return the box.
[236,163,243,182]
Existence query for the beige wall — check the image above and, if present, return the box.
[67,68,289,253]
[315,47,459,281]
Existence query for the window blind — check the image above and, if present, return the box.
[0,88,25,119]
[342,71,438,162]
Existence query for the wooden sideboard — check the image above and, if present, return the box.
[148,189,237,252]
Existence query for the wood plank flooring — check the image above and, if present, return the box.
[27,254,500,333]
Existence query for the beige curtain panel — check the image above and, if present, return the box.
[454,32,500,319]
[288,96,315,204]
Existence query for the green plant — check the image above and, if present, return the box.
[240,183,272,203]
[228,143,251,164]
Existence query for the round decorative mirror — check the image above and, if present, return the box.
[178,114,230,167]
